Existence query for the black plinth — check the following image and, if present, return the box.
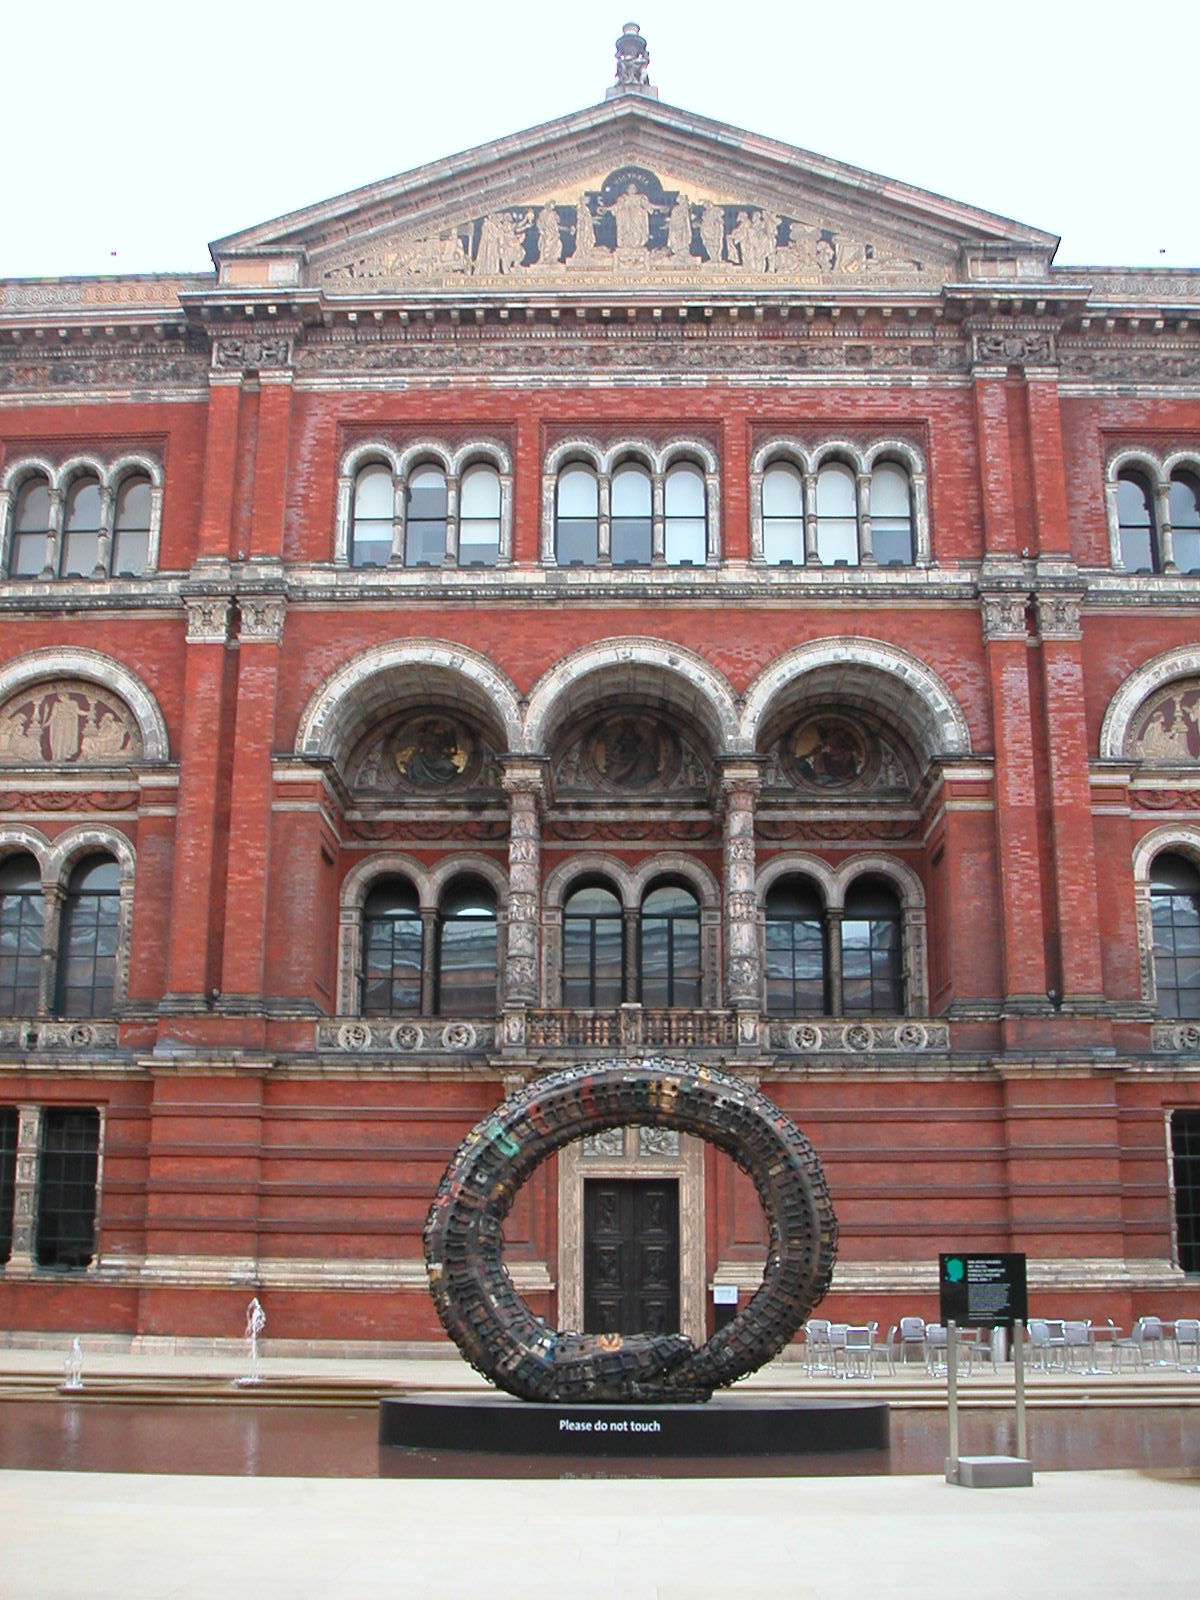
[379,1392,889,1458]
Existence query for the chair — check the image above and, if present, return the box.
[898,1316,926,1365]
[828,1322,849,1375]
[1136,1315,1171,1367]
[924,1322,948,1375]
[803,1318,833,1375]
[1112,1321,1146,1372]
[1028,1318,1068,1371]
[841,1323,877,1379]
[872,1324,898,1377]
[1174,1317,1200,1372]
[1063,1319,1094,1373]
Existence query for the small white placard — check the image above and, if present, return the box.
[712,1284,738,1306]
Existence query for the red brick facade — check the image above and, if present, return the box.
[2,81,1198,1348]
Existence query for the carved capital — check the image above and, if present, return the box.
[980,592,1029,641]
[185,597,233,643]
[238,597,286,641]
[1035,593,1083,641]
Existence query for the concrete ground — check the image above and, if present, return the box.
[1,1344,1197,1600]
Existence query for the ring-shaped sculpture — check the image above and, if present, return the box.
[424,1059,838,1403]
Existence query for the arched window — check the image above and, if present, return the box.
[55,855,120,1018]
[1151,852,1200,1018]
[611,462,652,566]
[870,462,914,566]
[405,465,448,567]
[761,462,805,565]
[639,882,701,1008]
[361,878,423,1015]
[1169,472,1200,575]
[458,464,501,567]
[1117,471,1158,572]
[436,877,498,1016]
[555,464,599,565]
[0,855,43,1015]
[10,477,52,577]
[111,474,152,577]
[664,463,707,565]
[60,476,102,578]
[841,876,904,1015]
[563,883,624,1007]
[764,879,826,1015]
[350,463,395,568]
[815,462,858,566]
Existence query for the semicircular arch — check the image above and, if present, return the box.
[0,649,169,762]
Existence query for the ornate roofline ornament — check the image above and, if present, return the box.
[607,22,658,100]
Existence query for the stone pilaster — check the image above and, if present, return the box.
[719,761,763,1013]
[501,759,549,1007]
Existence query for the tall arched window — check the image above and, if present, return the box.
[555,464,599,565]
[405,465,448,567]
[1169,472,1200,575]
[1117,471,1158,572]
[664,463,706,565]
[60,476,102,578]
[350,463,395,568]
[841,875,904,1014]
[56,855,120,1018]
[1151,852,1200,1018]
[361,878,423,1015]
[815,462,858,565]
[611,462,652,565]
[436,877,498,1015]
[563,883,624,1007]
[761,462,805,565]
[870,462,914,566]
[639,883,701,1008]
[10,477,52,577]
[111,474,152,577]
[764,879,825,1015]
[0,855,43,1015]
[458,464,502,567]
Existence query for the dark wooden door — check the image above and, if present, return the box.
[583,1178,680,1336]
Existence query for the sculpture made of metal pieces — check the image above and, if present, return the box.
[423,1059,838,1403]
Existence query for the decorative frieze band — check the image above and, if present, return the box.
[212,337,293,372]
[0,1020,119,1050]
[770,1019,949,1054]
[319,1020,494,1053]
[1152,1022,1200,1054]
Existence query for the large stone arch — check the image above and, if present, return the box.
[294,640,524,768]
[740,638,971,768]
[1100,645,1200,760]
[0,648,170,762]
[521,637,740,756]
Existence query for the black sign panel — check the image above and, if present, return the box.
[938,1253,1028,1330]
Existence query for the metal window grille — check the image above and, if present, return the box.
[0,1107,17,1264]
[1172,1110,1200,1274]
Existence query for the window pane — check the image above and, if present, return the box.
[56,855,119,1018]
[12,480,51,577]
[556,467,598,565]
[665,465,706,564]
[351,464,394,568]
[0,1106,16,1264]
[1153,857,1200,1017]
[563,881,624,1009]
[557,466,598,517]
[112,475,151,576]
[611,464,651,516]
[665,464,705,516]
[0,854,43,1015]
[62,478,101,580]
[639,885,700,1007]
[870,464,913,564]
[762,463,804,517]
[405,466,447,567]
[1117,473,1157,572]
[36,1107,99,1269]
[437,881,497,1015]
[816,463,858,565]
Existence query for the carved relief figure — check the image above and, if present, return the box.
[572,194,598,264]
[0,683,139,765]
[587,714,682,792]
[474,211,527,275]
[608,183,656,251]
[666,195,693,258]
[396,718,471,788]
[1133,684,1200,761]
[697,202,725,265]
[788,716,869,788]
[536,204,563,266]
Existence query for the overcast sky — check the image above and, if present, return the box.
[5,0,1193,280]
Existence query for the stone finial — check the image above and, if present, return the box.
[607,22,658,99]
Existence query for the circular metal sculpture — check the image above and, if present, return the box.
[424,1060,838,1403]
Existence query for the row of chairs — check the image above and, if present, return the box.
[801,1314,1200,1378]
[1028,1316,1200,1373]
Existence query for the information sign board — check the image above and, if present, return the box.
[938,1252,1028,1330]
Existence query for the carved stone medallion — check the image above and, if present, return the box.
[1130,681,1200,762]
[350,712,485,794]
[0,681,141,765]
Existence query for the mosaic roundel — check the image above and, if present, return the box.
[585,714,681,792]
[783,714,874,790]
[351,712,482,794]
[1130,681,1200,762]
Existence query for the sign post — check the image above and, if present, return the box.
[937,1253,1033,1489]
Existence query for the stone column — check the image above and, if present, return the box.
[720,762,763,1019]
[501,761,548,1009]
[6,1104,41,1275]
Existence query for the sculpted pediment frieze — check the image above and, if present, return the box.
[311,164,951,293]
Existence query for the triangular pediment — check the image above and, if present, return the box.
[212,97,1059,296]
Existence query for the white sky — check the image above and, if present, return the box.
[4,0,1193,280]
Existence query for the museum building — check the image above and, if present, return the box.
[1,27,1199,1350]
